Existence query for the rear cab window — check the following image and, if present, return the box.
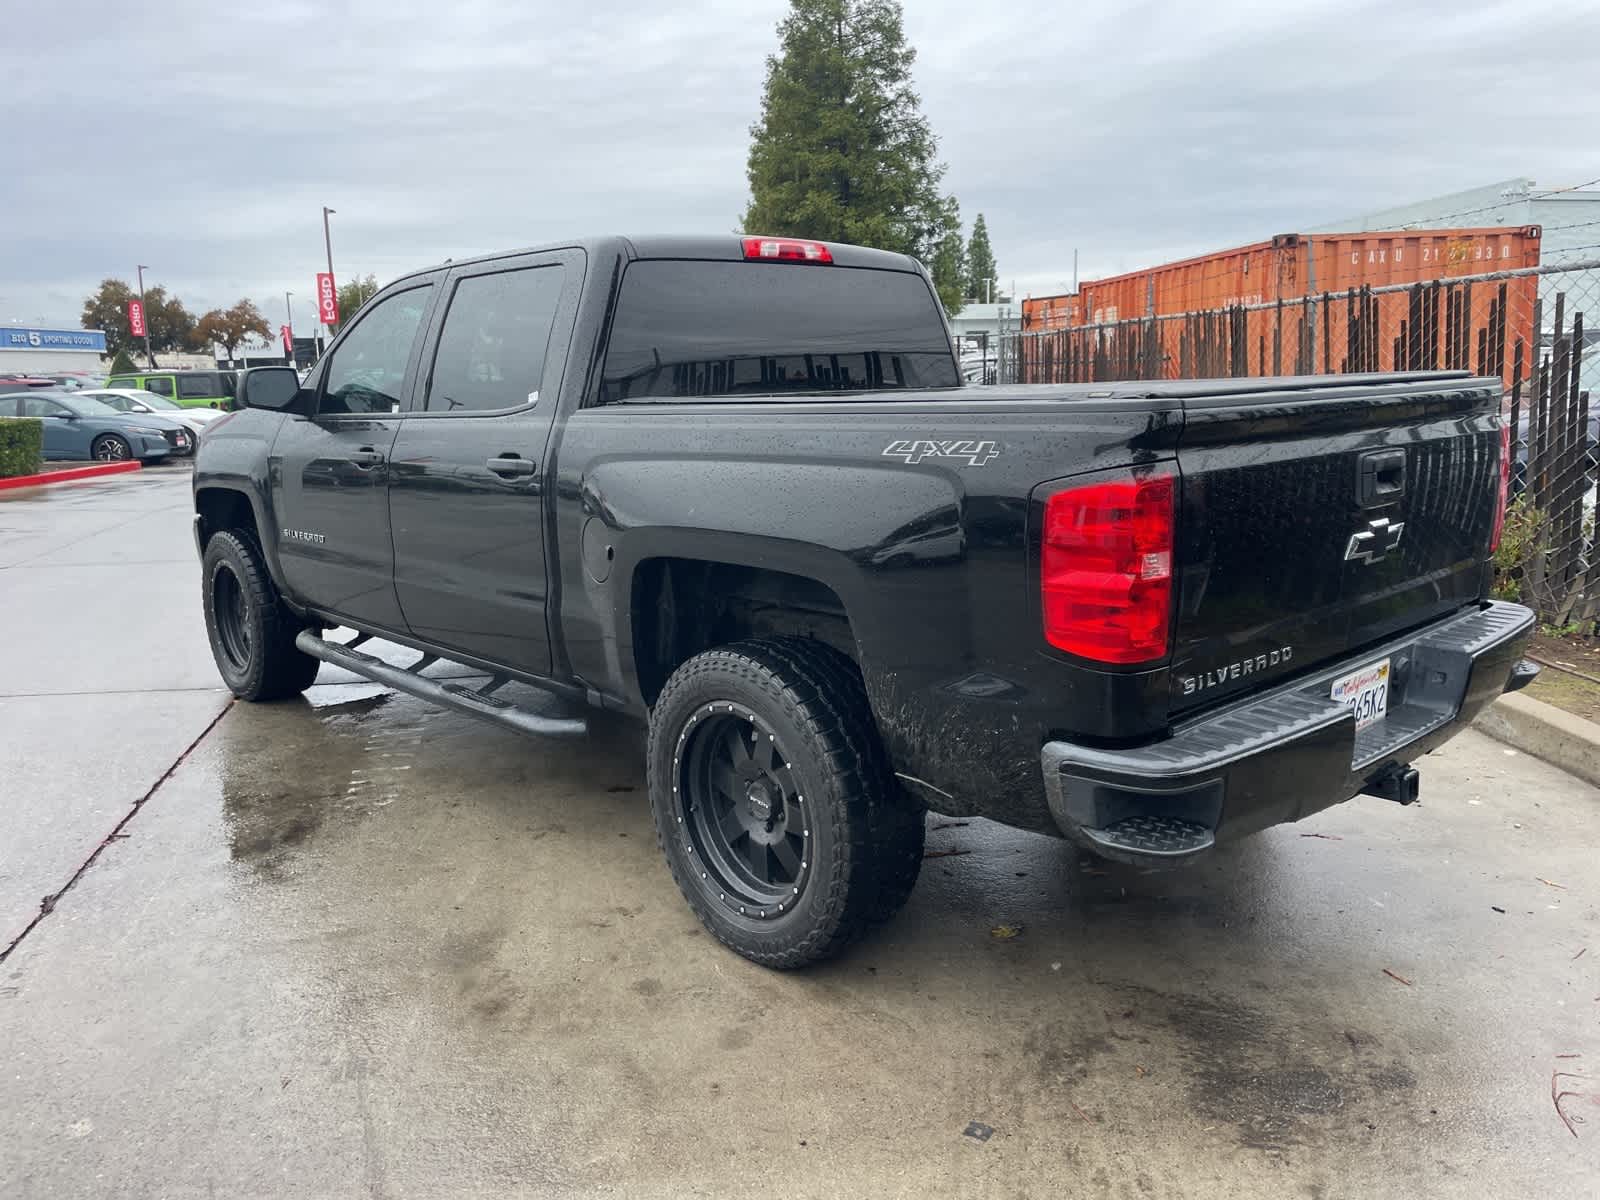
[598,260,957,403]
[177,375,214,398]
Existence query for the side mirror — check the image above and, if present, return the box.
[236,366,307,414]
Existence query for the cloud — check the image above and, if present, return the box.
[3,0,1596,325]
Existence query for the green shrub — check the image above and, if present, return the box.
[106,347,137,375]
[1491,495,1546,604]
[0,418,43,478]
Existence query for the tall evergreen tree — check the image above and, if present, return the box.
[965,213,999,304]
[744,0,963,313]
[929,209,967,318]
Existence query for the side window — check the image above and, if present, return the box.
[425,266,564,412]
[177,375,212,398]
[21,397,66,418]
[144,377,174,397]
[321,286,432,416]
[106,377,134,389]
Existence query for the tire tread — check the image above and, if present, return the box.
[203,529,319,701]
[648,637,923,968]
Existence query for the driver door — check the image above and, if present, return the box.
[269,276,440,630]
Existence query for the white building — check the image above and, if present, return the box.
[947,302,1020,384]
[1316,176,1600,264]
[0,324,107,374]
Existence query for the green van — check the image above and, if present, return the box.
[103,369,237,410]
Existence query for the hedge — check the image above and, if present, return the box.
[0,418,43,478]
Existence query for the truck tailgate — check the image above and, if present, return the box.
[1169,375,1503,714]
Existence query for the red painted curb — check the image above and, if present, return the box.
[0,461,143,491]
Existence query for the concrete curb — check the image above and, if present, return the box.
[0,461,142,491]
[1473,691,1600,788]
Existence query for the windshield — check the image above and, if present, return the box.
[127,390,180,410]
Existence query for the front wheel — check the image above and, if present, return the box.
[202,530,320,701]
[648,637,925,968]
[91,434,131,461]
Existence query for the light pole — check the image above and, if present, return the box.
[321,206,337,349]
[284,291,295,366]
[136,264,155,368]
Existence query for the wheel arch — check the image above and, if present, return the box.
[626,550,864,710]
[195,484,293,598]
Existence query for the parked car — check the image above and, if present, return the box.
[195,233,1534,968]
[37,371,106,391]
[79,388,221,442]
[7,390,188,461]
[103,369,236,410]
[0,376,58,395]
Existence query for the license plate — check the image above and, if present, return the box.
[1330,657,1390,731]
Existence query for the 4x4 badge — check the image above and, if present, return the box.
[1344,517,1404,564]
[882,439,999,467]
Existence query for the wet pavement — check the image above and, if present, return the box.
[2,470,1597,1198]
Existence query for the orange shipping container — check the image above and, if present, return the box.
[1020,293,1079,332]
[1075,227,1542,325]
[1018,226,1542,388]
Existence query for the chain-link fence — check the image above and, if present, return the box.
[998,258,1600,624]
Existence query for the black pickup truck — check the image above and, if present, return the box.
[194,234,1536,967]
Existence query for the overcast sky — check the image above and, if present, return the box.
[4,0,1597,329]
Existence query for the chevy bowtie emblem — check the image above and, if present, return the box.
[1344,517,1405,564]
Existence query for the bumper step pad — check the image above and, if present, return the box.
[1081,815,1215,859]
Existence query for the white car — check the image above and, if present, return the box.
[77,389,223,440]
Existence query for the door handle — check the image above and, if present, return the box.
[486,454,536,477]
[348,448,385,468]
[1357,448,1405,507]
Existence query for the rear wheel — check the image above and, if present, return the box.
[202,530,320,701]
[91,434,131,461]
[648,637,924,968]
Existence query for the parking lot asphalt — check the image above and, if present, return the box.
[2,469,1597,1198]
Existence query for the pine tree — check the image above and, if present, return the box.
[929,209,967,318]
[744,0,963,313]
[965,213,999,304]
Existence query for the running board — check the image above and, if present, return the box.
[295,631,588,739]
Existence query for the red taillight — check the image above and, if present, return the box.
[741,236,833,264]
[1489,421,1510,553]
[1040,464,1177,665]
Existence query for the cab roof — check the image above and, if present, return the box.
[393,235,923,286]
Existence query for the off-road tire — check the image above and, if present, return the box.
[648,637,925,968]
[202,530,320,701]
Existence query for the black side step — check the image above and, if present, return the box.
[295,631,588,739]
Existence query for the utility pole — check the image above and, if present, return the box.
[136,264,155,368]
[284,291,295,366]
[1072,249,1079,294]
[321,206,337,350]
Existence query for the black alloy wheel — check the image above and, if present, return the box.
[210,560,253,676]
[677,702,812,919]
[648,637,926,968]
[91,434,131,461]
